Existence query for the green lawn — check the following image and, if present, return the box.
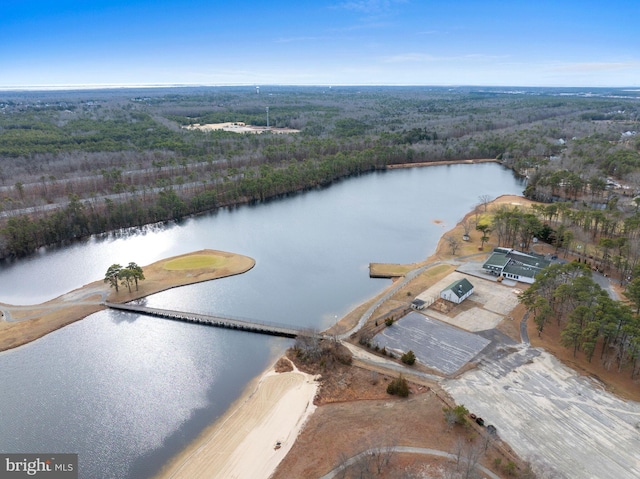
[163,254,226,271]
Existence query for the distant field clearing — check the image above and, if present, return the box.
[163,255,227,271]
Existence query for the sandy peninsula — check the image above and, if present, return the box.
[0,249,255,351]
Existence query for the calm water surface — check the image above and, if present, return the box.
[0,164,524,478]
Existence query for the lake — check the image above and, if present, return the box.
[0,163,524,478]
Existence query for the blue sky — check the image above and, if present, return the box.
[1,0,638,89]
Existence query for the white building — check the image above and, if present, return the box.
[440,278,474,304]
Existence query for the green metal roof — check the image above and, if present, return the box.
[483,252,511,268]
[442,278,474,298]
[482,248,551,279]
[503,263,540,279]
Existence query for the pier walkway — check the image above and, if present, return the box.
[104,302,309,339]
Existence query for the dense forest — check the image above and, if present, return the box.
[0,86,639,260]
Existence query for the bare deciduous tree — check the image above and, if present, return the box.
[353,452,374,479]
[446,235,460,255]
[479,194,492,212]
[371,444,395,475]
[333,451,351,479]
[474,204,482,223]
[461,217,474,239]
[445,436,486,479]
[293,329,323,362]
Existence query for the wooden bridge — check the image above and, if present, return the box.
[104,302,309,339]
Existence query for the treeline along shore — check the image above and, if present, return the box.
[2,86,639,260]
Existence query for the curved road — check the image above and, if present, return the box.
[319,445,501,479]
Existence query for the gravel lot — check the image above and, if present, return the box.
[443,346,640,479]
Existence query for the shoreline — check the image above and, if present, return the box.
[0,194,530,479]
[386,158,499,169]
[4,192,637,478]
[6,192,635,478]
[155,359,319,479]
[0,157,503,354]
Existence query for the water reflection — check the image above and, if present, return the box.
[0,164,524,478]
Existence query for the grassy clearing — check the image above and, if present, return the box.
[369,263,420,277]
[389,264,457,302]
[163,254,226,271]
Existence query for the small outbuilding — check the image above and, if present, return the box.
[411,298,427,310]
[440,278,474,304]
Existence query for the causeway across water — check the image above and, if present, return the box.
[104,302,308,338]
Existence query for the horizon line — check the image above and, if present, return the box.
[1,83,640,93]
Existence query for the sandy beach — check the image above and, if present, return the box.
[157,359,318,479]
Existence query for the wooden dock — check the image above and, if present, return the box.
[104,302,307,339]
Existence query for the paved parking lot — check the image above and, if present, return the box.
[373,312,490,375]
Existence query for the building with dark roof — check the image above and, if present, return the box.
[410,298,427,310]
[440,278,474,304]
[482,248,550,284]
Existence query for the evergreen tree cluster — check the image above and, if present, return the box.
[519,262,640,377]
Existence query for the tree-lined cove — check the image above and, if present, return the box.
[2,86,639,261]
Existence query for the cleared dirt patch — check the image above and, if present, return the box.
[182,122,300,134]
[272,363,517,479]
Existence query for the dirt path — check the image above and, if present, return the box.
[319,446,502,479]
